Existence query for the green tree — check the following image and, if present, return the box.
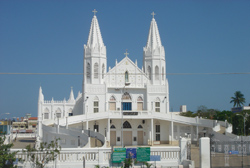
[179,111,197,117]
[230,91,245,107]
[0,134,18,168]
[197,105,208,118]
[144,162,153,168]
[123,152,133,168]
[23,139,61,168]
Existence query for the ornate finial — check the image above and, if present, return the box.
[71,86,73,90]
[124,49,129,57]
[151,12,156,18]
[92,9,97,16]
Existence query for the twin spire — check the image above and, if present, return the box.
[86,10,163,55]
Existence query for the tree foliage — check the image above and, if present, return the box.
[230,91,245,107]
[0,134,18,168]
[23,139,61,168]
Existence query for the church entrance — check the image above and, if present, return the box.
[123,131,132,146]
[110,131,116,146]
[122,121,132,146]
[137,131,143,145]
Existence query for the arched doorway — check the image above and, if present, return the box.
[123,121,132,146]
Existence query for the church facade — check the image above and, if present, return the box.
[37,12,227,148]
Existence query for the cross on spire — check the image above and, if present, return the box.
[151,12,156,18]
[124,49,129,57]
[92,9,97,16]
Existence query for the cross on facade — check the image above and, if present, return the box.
[124,49,129,57]
[92,9,97,16]
[151,12,156,18]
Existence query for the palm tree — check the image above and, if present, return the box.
[230,91,245,107]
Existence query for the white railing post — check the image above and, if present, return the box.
[179,138,187,164]
[200,137,210,168]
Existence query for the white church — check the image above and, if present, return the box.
[36,11,232,164]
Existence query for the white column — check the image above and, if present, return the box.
[196,126,199,141]
[200,137,210,168]
[57,118,59,134]
[107,118,110,141]
[171,121,174,143]
[66,117,68,129]
[151,118,154,145]
[177,124,180,140]
[191,126,193,142]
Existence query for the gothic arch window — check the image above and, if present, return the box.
[155,66,159,80]
[94,63,99,79]
[137,96,143,111]
[155,97,160,112]
[138,125,143,129]
[68,108,73,116]
[87,63,91,79]
[122,92,132,111]
[147,66,151,80]
[102,64,105,79]
[109,95,116,111]
[93,96,99,113]
[56,108,62,118]
[110,125,116,129]
[125,71,129,83]
[123,121,132,129]
[44,108,50,119]
[122,92,131,100]
[162,67,164,80]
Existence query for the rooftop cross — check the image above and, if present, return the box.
[151,12,156,18]
[124,49,129,57]
[92,9,97,16]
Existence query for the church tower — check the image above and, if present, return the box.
[83,9,107,85]
[143,12,166,85]
[82,10,107,115]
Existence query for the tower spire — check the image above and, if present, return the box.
[86,10,104,48]
[145,12,162,50]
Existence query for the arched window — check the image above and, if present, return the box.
[137,96,143,111]
[162,67,164,80]
[102,64,105,79]
[93,96,99,113]
[68,108,73,116]
[155,97,160,112]
[147,66,151,80]
[123,121,132,129]
[122,92,132,111]
[44,108,50,119]
[94,63,99,79]
[109,96,116,111]
[110,125,116,129]
[125,71,129,83]
[122,92,131,100]
[138,125,143,129]
[56,108,62,118]
[155,66,159,80]
[87,63,91,79]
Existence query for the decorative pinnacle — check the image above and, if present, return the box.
[92,9,97,16]
[124,49,129,57]
[151,12,156,18]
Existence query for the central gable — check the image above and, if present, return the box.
[105,57,148,87]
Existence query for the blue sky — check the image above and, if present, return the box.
[0,0,249,119]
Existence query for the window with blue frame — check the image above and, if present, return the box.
[122,102,132,110]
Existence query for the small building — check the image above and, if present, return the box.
[0,120,11,135]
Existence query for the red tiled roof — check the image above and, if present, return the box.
[28,117,38,120]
